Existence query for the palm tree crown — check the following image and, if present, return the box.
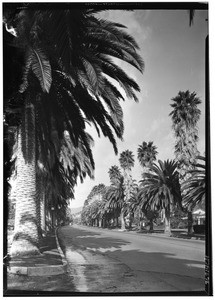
[137,141,158,169]
[119,150,135,171]
[108,165,122,184]
[169,90,201,133]
[169,90,201,179]
[182,155,205,210]
[105,176,125,213]
[139,160,182,211]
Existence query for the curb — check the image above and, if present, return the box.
[8,262,67,276]
[8,229,68,277]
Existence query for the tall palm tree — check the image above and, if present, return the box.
[119,150,135,229]
[182,156,205,210]
[137,141,158,172]
[138,160,182,235]
[169,90,201,234]
[170,90,201,177]
[4,6,143,256]
[108,165,122,185]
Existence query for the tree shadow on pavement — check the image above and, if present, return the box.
[61,228,130,251]
[71,233,205,285]
[58,227,205,293]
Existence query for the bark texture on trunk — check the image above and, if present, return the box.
[149,219,154,232]
[164,208,171,235]
[10,102,40,257]
[36,175,42,238]
[187,210,193,235]
[120,208,126,230]
[40,188,46,233]
[115,216,119,228]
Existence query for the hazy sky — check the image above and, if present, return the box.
[70,9,208,209]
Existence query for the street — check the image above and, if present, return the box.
[57,224,205,293]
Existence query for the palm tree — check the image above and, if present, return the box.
[137,141,158,172]
[119,150,135,229]
[105,176,125,229]
[169,90,201,234]
[4,7,143,256]
[108,165,122,185]
[81,184,106,226]
[138,160,182,235]
[170,90,201,177]
[182,156,205,210]
[131,185,159,232]
[137,141,158,230]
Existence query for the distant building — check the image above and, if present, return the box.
[192,209,205,225]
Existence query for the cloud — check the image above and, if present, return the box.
[99,10,152,44]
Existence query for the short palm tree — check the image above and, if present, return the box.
[105,176,125,229]
[182,156,205,210]
[131,185,158,232]
[137,141,158,231]
[139,160,182,235]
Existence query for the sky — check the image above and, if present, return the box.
[70,8,208,209]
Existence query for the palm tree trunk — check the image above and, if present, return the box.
[40,188,46,234]
[120,208,126,230]
[138,210,143,230]
[128,212,134,230]
[164,207,171,235]
[36,175,42,238]
[187,210,193,235]
[10,100,40,256]
[149,219,154,232]
[115,216,119,228]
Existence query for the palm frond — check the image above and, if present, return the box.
[20,47,52,93]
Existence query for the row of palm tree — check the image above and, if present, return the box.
[81,89,205,234]
[4,6,205,256]
[81,149,205,235]
[4,5,144,256]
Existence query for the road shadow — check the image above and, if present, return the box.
[58,226,206,294]
[60,227,129,251]
[62,227,204,276]
[70,230,205,276]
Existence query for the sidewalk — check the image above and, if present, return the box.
[4,230,76,295]
[7,230,67,276]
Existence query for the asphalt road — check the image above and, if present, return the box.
[58,224,205,294]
